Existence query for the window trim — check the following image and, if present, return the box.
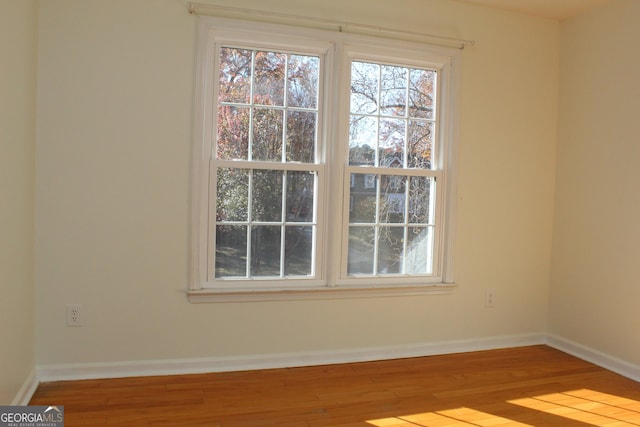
[189,17,460,302]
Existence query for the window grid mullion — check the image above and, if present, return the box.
[282,55,289,163]
[280,171,288,277]
[402,227,409,275]
[403,69,410,169]
[375,65,382,168]
[246,170,254,278]
[282,53,291,276]
[220,101,315,113]
[402,176,411,274]
[373,174,381,274]
[248,51,256,162]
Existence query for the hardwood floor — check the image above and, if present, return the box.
[30,345,640,426]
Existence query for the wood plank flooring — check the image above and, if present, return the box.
[30,345,640,426]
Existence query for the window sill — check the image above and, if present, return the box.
[187,283,457,303]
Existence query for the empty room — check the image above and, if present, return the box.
[2,0,640,425]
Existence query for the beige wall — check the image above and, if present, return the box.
[550,0,640,365]
[0,0,37,404]
[34,0,558,365]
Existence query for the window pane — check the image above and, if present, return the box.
[254,51,285,106]
[216,168,249,222]
[380,65,407,116]
[350,62,379,114]
[346,60,441,278]
[348,226,374,274]
[250,225,281,276]
[213,46,323,283]
[409,69,436,119]
[286,111,316,163]
[350,174,377,223]
[252,108,283,161]
[350,61,437,172]
[379,118,405,168]
[377,226,404,274]
[217,106,249,160]
[404,227,433,274]
[285,226,313,275]
[215,225,247,278]
[219,47,251,104]
[349,116,376,166]
[286,171,314,222]
[287,55,319,109]
[380,175,406,223]
[252,170,283,222]
[408,176,432,224]
[408,120,433,169]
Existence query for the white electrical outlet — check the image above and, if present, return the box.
[66,304,82,327]
[485,289,496,307]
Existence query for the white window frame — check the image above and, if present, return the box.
[189,17,459,303]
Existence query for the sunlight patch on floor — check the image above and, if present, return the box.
[508,389,640,426]
[367,407,533,426]
[366,389,640,426]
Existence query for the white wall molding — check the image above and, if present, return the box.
[38,333,544,382]
[546,334,640,383]
[34,334,640,388]
[12,369,38,406]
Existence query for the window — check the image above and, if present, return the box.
[214,48,320,281]
[346,61,437,277]
[190,17,459,302]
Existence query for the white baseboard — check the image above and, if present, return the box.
[12,369,38,406]
[35,333,640,388]
[546,334,640,383]
[37,333,545,382]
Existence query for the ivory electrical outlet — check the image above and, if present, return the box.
[66,304,82,327]
[485,289,496,307]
